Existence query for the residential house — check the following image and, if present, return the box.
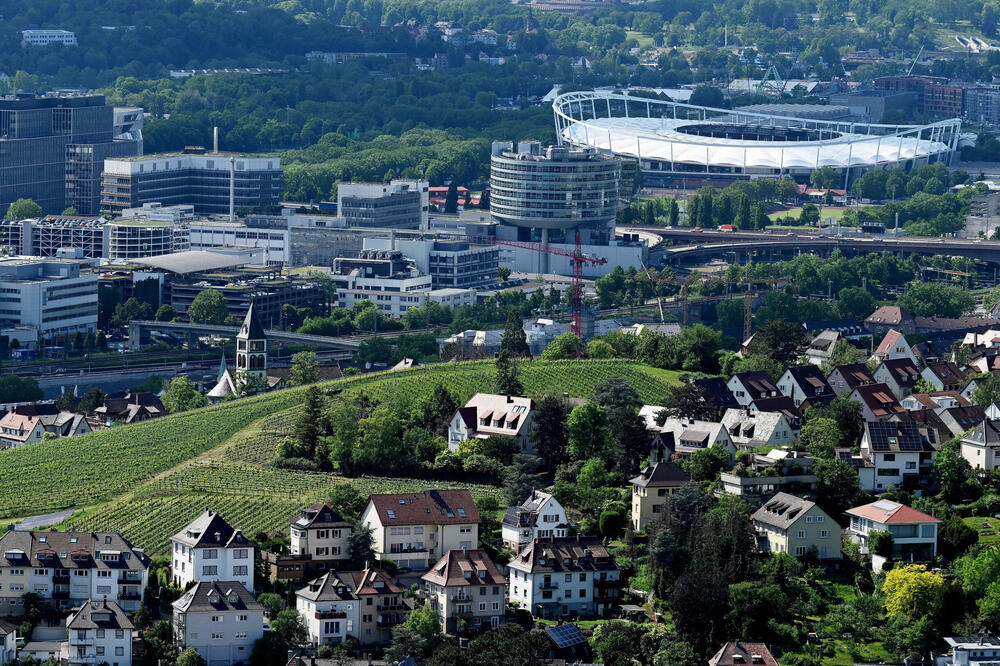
[709,642,780,666]
[749,396,801,421]
[938,404,986,438]
[858,419,938,493]
[63,600,134,666]
[803,329,841,365]
[939,636,1000,666]
[827,363,876,396]
[849,383,906,421]
[448,393,535,453]
[0,404,91,449]
[845,499,939,559]
[961,419,1000,470]
[0,621,15,666]
[921,362,966,392]
[968,353,1000,374]
[93,392,165,426]
[295,572,359,647]
[289,503,352,563]
[874,358,923,398]
[170,509,254,591]
[656,416,736,460]
[422,549,506,634]
[721,408,798,451]
[507,537,620,619]
[629,462,691,531]
[359,490,480,570]
[751,448,813,474]
[719,470,818,508]
[727,371,781,406]
[900,391,968,412]
[864,306,914,336]
[693,376,740,417]
[21,642,62,663]
[873,329,919,365]
[501,491,570,552]
[751,493,841,560]
[777,366,836,408]
[0,531,150,615]
[964,374,997,401]
[986,401,1000,420]
[172,581,264,666]
[343,568,410,646]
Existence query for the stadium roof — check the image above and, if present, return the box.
[134,250,251,274]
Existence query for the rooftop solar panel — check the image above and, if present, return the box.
[546,623,586,648]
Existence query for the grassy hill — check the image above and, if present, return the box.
[3,359,681,556]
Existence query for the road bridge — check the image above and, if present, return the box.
[128,320,361,355]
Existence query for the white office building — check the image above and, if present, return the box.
[21,30,77,47]
[187,220,290,264]
[170,510,255,592]
[0,257,97,338]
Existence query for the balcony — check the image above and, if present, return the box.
[52,572,70,582]
[52,590,70,599]
[119,592,142,601]
[449,595,472,603]
[388,545,427,554]
[118,574,142,583]
[377,603,408,612]
[538,581,558,590]
[377,614,406,628]
[315,610,347,620]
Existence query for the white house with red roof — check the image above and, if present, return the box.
[448,393,536,453]
[359,490,480,570]
[845,499,939,560]
[873,358,923,398]
[708,642,779,666]
[848,383,905,422]
[873,329,919,365]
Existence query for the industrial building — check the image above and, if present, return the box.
[337,180,429,229]
[0,93,140,216]
[101,149,281,216]
[0,257,97,339]
[21,29,77,47]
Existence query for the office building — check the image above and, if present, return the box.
[120,202,195,223]
[103,220,178,261]
[187,220,289,264]
[21,30,77,47]
[0,93,139,216]
[966,87,1000,125]
[0,257,97,338]
[337,180,429,229]
[364,237,499,289]
[101,150,281,216]
[923,84,966,118]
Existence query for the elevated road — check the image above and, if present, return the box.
[128,320,361,355]
[619,226,1000,265]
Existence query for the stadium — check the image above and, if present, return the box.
[552,90,962,189]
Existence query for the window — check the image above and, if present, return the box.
[204,549,218,559]
[235,632,248,639]
[565,574,572,582]
[202,566,218,576]
[211,616,223,623]
[479,603,486,611]
[796,530,805,539]
[795,546,807,556]
[96,647,104,656]
[97,630,105,639]
[816,516,824,523]
[115,647,124,657]
[819,530,830,538]
[238,615,248,622]
[115,630,124,639]
[233,566,248,576]
[233,549,248,559]
[212,633,224,640]
[579,573,586,581]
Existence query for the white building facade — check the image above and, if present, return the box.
[172,581,264,666]
[170,510,255,592]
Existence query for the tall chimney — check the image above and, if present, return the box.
[229,157,235,223]
[213,126,219,154]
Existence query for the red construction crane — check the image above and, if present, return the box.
[489,231,607,336]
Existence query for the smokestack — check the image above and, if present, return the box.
[213,127,219,154]
[229,157,235,223]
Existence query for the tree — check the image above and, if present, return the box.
[504,453,544,505]
[587,339,614,358]
[593,377,642,413]
[837,286,877,321]
[289,350,320,385]
[541,332,583,360]
[111,297,153,329]
[495,350,524,396]
[294,386,327,459]
[76,388,107,415]
[256,592,285,620]
[405,604,442,645]
[799,417,839,458]
[55,391,80,412]
[444,181,459,214]
[348,518,374,563]
[270,609,308,646]
[972,373,1000,408]
[497,266,510,281]
[658,382,716,422]
[898,282,975,319]
[882,564,945,623]
[749,318,807,364]
[176,648,207,666]
[250,632,288,666]
[499,309,530,358]
[61,206,78,216]
[681,445,730,481]
[187,290,230,324]
[0,375,43,403]
[4,198,42,220]
[810,165,840,190]
[689,85,725,108]
[812,458,863,518]
[566,402,612,462]
[935,437,975,504]
[386,625,428,664]
[162,376,208,414]
[155,304,178,322]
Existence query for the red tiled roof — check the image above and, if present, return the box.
[867,306,908,325]
[367,489,479,526]
[709,642,779,666]
[421,548,506,587]
[846,499,940,524]
[875,329,902,355]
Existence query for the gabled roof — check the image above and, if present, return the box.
[880,358,922,386]
[752,492,820,531]
[509,536,616,574]
[941,405,986,433]
[366,489,479,527]
[343,568,406,596]
[875,329,905,356]
[290,503,351,530]
[783,365,835,396]
[501,490,564,529]
[629,461,690,488]
[0,530,150,570]
[866,306,910,325]
[863,420,934,453]
[846,499,940,525]
[238,301,266,340]
[296,571,358,602]
[851,383,905,417]
[67,599,134,630]
[0,619,15,637]
[925,361,965,386]
[905,391,968,409]
[963,419,1000,447]
[751,395,800,420]
[731,371,779,395]
[694,376,740,410]
[421,548,506,587]
[171,509,251,549]
[721,408,788,443]
[456,393,535,437]
[173,581,261,613]
[708,642,780,666]
[829,363,875,390]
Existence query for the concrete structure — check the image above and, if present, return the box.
[554,90,960,191]
[846,499,939,559]
[365,237,500,289]
[629,462,690,531]
[718,471,818,508]
[337,180,428,229]
[172,581,263,666]
[0,257,96,339]
[187,220,290,264]
[103,220,177,260]
[803,329,840,365]
[502,491,570,551]
[21,29,77,46]
[101,150,281,216]
[961,419,1000,471]
[0,530,150,615]
[359,490,480,570]
[422,549,506,634]
[751,492,840,559]
[449,393,535,454]
[64,600,134,666]
[507,537,620,619]
[170,509,254,591]
[966,88,1000,125]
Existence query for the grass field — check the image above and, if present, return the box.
[39,359,680,556]
[768,207,852,222]
[625,30,655,49]
[964,516,1000,544]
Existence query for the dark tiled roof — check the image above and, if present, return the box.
[0,531,149,570]
[709,642,779,666]
[852,383,905,417]
[67,600,134,630]
[785,365,834,397]
[881,358,921,386]
[630,462,691,488]
[421,548,506,587]
[290,503,351,529]
[829,363,875,389]
[510,537,617,574]
[963,419,1000,447]
[864,420,935,453]
[171,509,251,549]
[297,571,358,602]
[752,492,818,530]
[173,581,261,613]
[734,371,779,395]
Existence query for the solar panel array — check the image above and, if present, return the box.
[867,421,922,451]
[546,623,586,648]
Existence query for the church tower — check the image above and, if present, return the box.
[236,302,267,379]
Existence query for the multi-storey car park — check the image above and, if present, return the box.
[552,90,963,190]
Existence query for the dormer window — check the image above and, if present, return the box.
[38,536,46,543]
[457,508,466,518]
[69,537,78,543]
[387,510,396,519]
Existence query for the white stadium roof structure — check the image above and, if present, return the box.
[552,90,961,188]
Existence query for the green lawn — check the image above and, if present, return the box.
[964,516,1000,544]
[625,30,655,49]
[768,207,852,222]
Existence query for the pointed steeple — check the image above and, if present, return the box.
[235,300,267,379]
[238,302,266,340]
[217,353,228,382]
